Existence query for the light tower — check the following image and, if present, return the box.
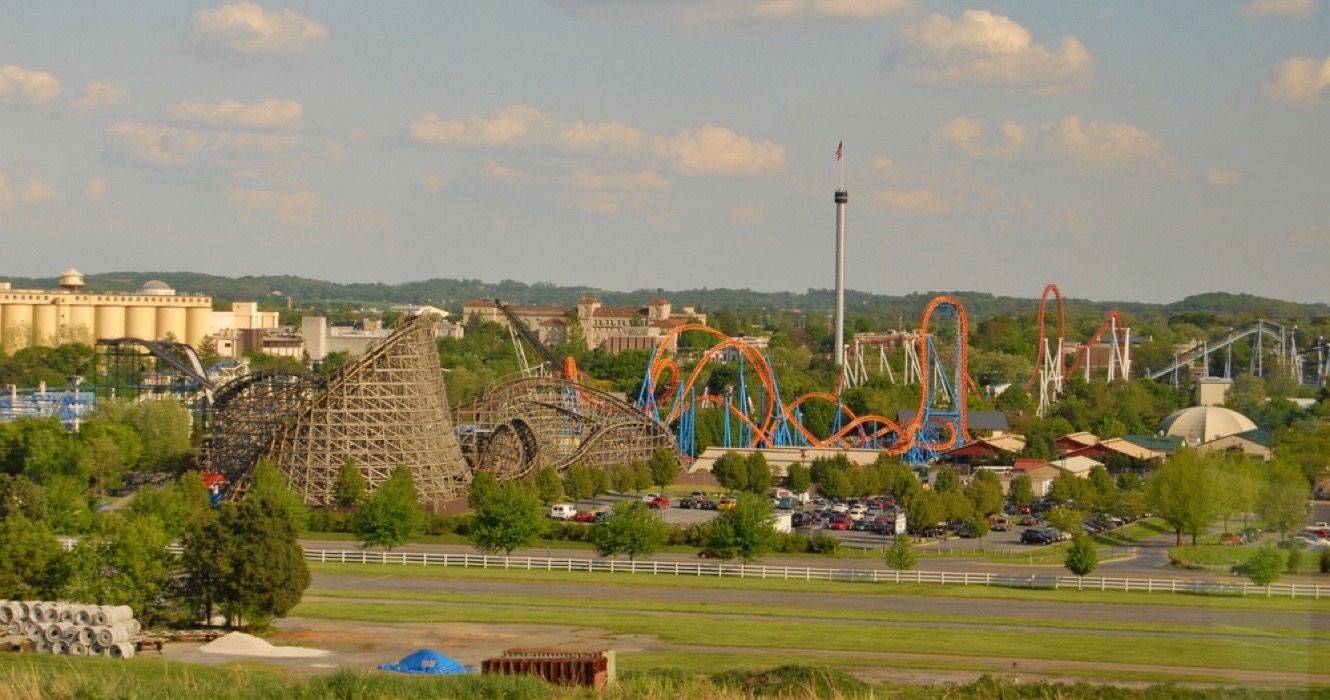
[833,188,847,367]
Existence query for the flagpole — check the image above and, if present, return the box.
[838,138,844,190]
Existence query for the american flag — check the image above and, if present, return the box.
[835,141,843,161]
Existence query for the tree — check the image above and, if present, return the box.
[1246,546,1284,586]
[563,464,598,501]
[115,400,192,471]
[0,474,47,521]
[1064,533,1099,583]
[631,462,653,492]
[1259,460,1310,540]
[786,463,812,495]
[1146,450,1220,545]
[1008,473,1036,510]
[608,464,635,494]
[711,452,748,491]
[351,466,426,551]
[933,466,961,494]
[906,490,944,535]
[965,470,1004,517]
[216,495,310,628]
[533,466,564,505]
[0,514,64,599]
[745,452,773,494]
[64,513,177,624]
[1046,506,1084,535]
[470,483,546,555]
[333,459,367,510]
[248,459,309,530]
[589,500,668,561]
[1048,472,1084,505]
[179,511,230,626]
[468,471,499,509]
[649,448,678,490]
[884,534,916,571]
[130,473,211,539]
[1086,466,1117,511]
[817,467,852,500]
[705,493,777,562]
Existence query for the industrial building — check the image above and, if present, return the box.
[0,269,211,352]
[461,297,704,353]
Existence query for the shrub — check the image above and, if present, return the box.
[807,533,841,555]
[425,514,472,536]
[711,665,869,698]
[1286,547,1304,574]
[776,532,809,553]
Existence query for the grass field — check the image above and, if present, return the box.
[306,560,1330,613]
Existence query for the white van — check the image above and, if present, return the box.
[548,503,577,520]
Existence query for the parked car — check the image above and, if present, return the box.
[717,495,738,510]
[1018,515,1041,527]
[987,515,1011,531]
[828,515,852,530]
[572,510,597,523]
[548,503,577,520]
[829,503,849,514]
[1219,532,1242,546]
[1020,528,1059,545]
[697,549,720,559]
[648,495,670,509]
[642,492,662,503]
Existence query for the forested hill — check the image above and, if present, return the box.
[3,271,1326,322]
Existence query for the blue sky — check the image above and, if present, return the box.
[1,1,1326,303]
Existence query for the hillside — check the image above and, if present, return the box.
[3,271,1327,322]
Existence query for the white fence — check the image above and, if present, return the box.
[305,548,1330,599]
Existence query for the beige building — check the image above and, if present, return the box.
[462,297,705,354]
[0,269,211,352]
[211,301,280,334]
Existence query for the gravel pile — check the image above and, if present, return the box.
[200,631,330,658]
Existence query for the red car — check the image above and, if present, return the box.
[648,496,669,509]
[572,510,597,523]
[828,515,852,530]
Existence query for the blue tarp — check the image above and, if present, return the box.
[378,648,469,675]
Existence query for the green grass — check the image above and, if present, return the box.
[289,598,1330,676]
[306,560,1330,612]
[1171,544,1262,568]
[1094,517,1172,546]
[304,587,1330,639]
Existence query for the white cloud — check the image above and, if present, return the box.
[0,65,60,105]
[228,188,394,232]
[932,118,1030,158]
[409,104,547,146]
[658,125,786,175]
[482,162,526,183]
[746,0,915,19]
[190,1,327,55]
[104,121,302,168]
[1205,168,1243,187]
[69,81,128,110]
[1241,0,1317,18]
[570,170,672,191]
[420,174,446,193]
[1263,56,1330,104]
[558,120,650,152]
[22,178,57,204]
[1043,116,1164,168]
[86,177,110,201]
[410,104,786,176]
[727,203,767,226]
[896,10,1091,92]
[170,98,303,128]
[877,189,951,215]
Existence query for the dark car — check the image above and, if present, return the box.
[1021,528,1057,545]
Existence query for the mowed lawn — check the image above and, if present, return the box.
[297,566,1330,684]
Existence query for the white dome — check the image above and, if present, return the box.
[138,279,175,296]
[58,268,86,290]
[1160,406,1257,445]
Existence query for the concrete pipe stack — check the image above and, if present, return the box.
[1,600,140,658]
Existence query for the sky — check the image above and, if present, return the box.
[0,1,1327,304]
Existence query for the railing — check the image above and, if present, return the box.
[305,548,1330,599]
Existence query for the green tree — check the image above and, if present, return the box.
[1259,459,1310,540]
[248,459,309,530]
[1086,466,1117,511]
[216,495,310,628]
[179,511,230,626]
[470,483,546,555]
[333,459,367,510]
[64,513,177,624]
[816,467,852,500]
[906,490,944,535]
[1008,473,1036,510]
[1048,472,1084,505]
[1216,454,1260,532]
[744,452,773,494]
[1246,545,1284,586]
[1146,450,1220,545]
[1064,533,1099,582]
[0,514,64,599]
[933,466,961,493]
[884,534,916,570]
[117,400,192,471]
[468,471,499,508]
[533,466,564,505]
[785,463,812,494]
[705,493,777,562]
[711,452,748,491]
[0,474,47,521]
[131,473,212,539]
[563,464,597,501]
[589,500,668,561]
[608,464,635,494]
[351,466,426,551]
[631,462,653,492]
[1046,506,1084,535]
[649,448,678,490]
[965,470,1004,517]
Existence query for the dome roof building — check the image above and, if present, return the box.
[1160,406,1258,445]
[138,279,175,296]
[58,268,86,290]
